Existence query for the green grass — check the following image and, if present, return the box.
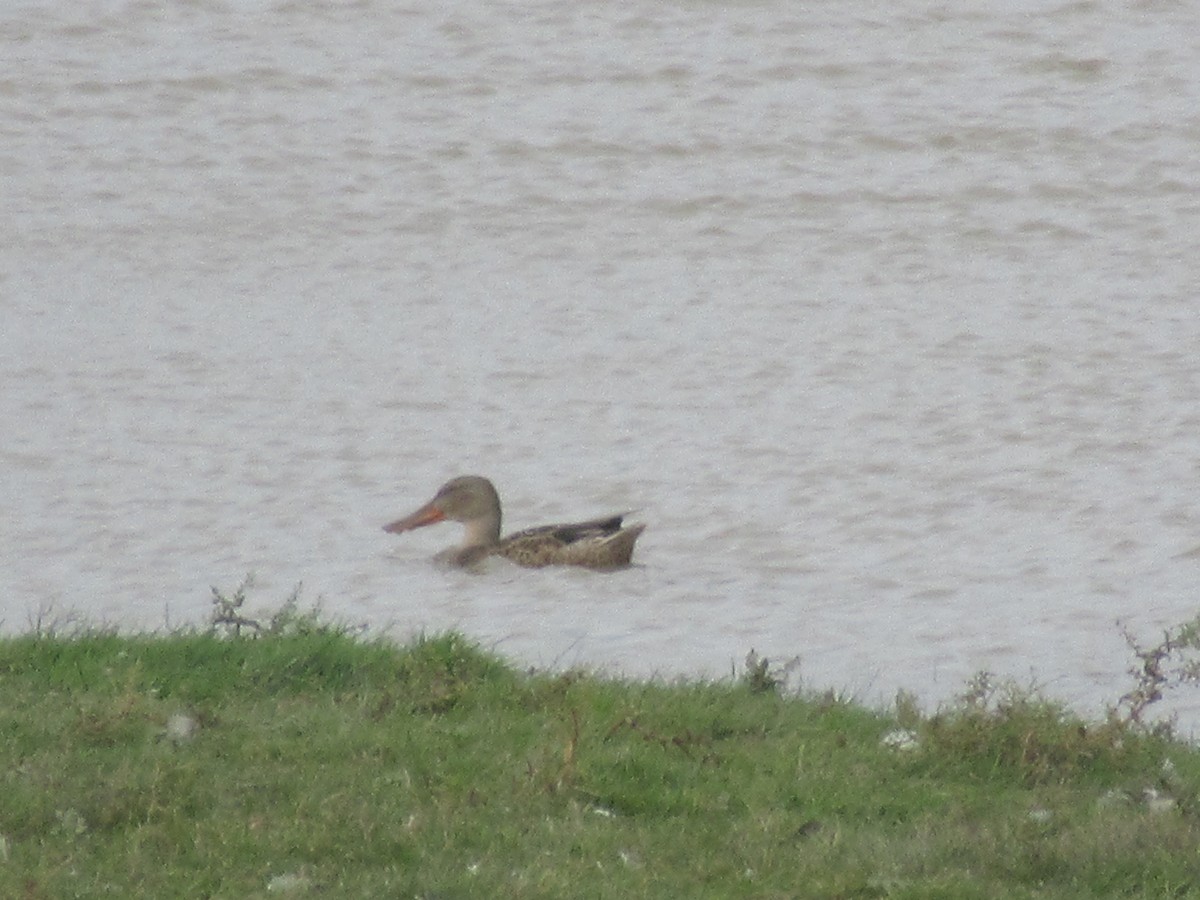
[1,627,1199,898]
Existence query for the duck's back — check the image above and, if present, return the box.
[496,515,645,569]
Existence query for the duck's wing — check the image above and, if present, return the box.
[497,515,644,569]
[507,514,627,546]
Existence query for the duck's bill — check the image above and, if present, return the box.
[383,502,446,533]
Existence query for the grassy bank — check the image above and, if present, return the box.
[2,623,1199,898]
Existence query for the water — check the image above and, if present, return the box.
[4,0,1200,723]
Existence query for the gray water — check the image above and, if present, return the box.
[4,0,1200,721]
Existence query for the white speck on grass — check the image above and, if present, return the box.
[880,728,920,752]
[1143,788,1176,814]
[266,872,312,893]
[164,712,198,745]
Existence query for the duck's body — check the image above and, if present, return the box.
[383,475,644,570]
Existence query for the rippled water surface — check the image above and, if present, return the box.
[4,0,1200,721]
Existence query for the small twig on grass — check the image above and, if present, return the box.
[740,649,802,695]
[209,575,262,636]
[557,708,581,790]
[1115,614,1200,730]
[209,577,321,638]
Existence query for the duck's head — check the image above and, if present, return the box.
[383,475,503,543]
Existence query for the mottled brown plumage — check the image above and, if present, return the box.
[383,475,645,570]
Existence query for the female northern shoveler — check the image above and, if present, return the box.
[383,475,645,570]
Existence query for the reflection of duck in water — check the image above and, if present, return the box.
[383,475,645,570]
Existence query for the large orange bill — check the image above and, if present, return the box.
[382,502,446,534]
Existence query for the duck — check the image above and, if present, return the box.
[383,475,645,570]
